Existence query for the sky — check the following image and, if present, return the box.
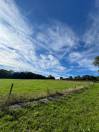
[0,0,99,78]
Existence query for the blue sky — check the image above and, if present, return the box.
[0,0,99,77]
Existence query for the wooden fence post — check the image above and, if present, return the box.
[8,83,13,97]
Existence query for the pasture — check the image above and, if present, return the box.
[0,79,87,101]
[0,79,99,131]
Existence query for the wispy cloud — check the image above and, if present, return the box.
[0,0,35,67]
[0,0,66,75]
[69,51,96,71]
[0,0,98,77]
[67,5,99,74]
[83,14,99,49]
[35,22,79,59]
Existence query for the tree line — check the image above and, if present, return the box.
[60,75,99,81]
[0,69,98,81]
[0,69,55,79]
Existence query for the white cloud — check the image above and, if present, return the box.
[35,22,79,58]
[83,13,99,49]
[75,9,99,72]
[38,54,66,72]
[0,0,32,34]
[0,0,98,77]
[69,52,82,62]
[69,51,97,71]
[0,0,66,76]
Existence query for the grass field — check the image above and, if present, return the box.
[0,79,99,131]
[0,79,87,101]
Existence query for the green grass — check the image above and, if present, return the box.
[0,80,99,132]
[0,79,87,100]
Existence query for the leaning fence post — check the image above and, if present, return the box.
[8,83,13,98]
[4,83,14,107]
